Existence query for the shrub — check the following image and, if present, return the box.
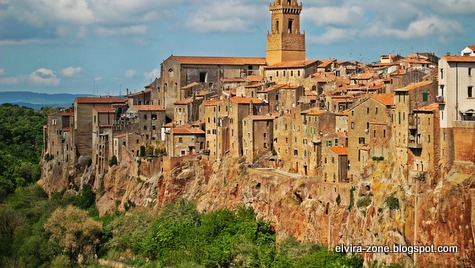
[348,187,356,211]
[415,171,426,183]
[356,196,372,208]
[109,155,118,167]
[385,195,400,210]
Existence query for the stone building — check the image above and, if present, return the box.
[44,109,74,162]
[204,100,226,161]
[159,56,266,111]
[322,147,349,183]
[347,94,394,178]
[242,115,276,164]
[438,55,475,172]
[173,97,204,126]
[228,97,266,158]
[278,84,305,113]
[92,107,116,173]
[73,97,126,159]
[410,103,440,184]
[264,60,319,85]
[166,125,205,157]
[127,88,151,106]
[266,0,306,66]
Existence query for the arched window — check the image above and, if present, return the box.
[275,20,279,33]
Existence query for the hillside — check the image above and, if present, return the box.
[0,91,93,109]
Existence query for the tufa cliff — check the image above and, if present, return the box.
[40,151,475,267]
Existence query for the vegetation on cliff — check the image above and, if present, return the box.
[0,188,363,267]
[0,104,54,201]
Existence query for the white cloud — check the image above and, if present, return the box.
[96,25,147,36]
[61,66,82,77]
[0,76,23,85]
[303,6,364,27]
[184,0,265,32]
[368,16,463,41]
[28,68,60,86]
[125,69,137,78]
[143,68,160,80]
[308,28,357,45]
[0,69,4,76]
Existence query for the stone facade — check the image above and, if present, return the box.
[242,115,275,164]
[266,0,305,66]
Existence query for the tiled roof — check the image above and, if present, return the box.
[414,103,439,112]
[127,88,151,97]
[230,96,263,104]
[94,107,115,113]
[60,112,74,117]
[221,78,245,83]
[245,74,264,82]
[171,126,205,135]
[317,59,335,68]
[204,100,222,106]
[247,115,276,120]
[174,98,194,105]
[171,56,266,65]
[371,93,395,106]
[302,109,326,116]
[466,46,475,51]
[260,84,285,93]
[133,105,166,111]
[394,80,433,92]
[76,97,125,104]
[114,134,127,138]
[330,147,348,155]
[266,60,318,69]
[444,56,475,63]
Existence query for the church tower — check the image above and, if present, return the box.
[266,0,306,66]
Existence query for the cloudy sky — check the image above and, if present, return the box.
[0,0,474,94]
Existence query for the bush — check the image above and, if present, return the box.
[385,195,400,210]
[109,155,118,167]
[348,187,356,211]
[356,196,372,208]
[372,156,384,161]
[415,171,426,182]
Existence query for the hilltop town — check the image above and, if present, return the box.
[41,1,475,266]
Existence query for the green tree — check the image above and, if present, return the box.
[44,205,102,264]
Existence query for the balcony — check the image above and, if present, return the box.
[408,140,423,149]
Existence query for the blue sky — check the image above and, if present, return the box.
[0,0,474,95]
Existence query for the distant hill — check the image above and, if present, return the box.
[0,91,93,109]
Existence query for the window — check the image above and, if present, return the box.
[144,114,147,120]
[276,71,279,77]
[199,72,207,83]
[366,107,370,114]
[373,130,376,138]
[298,71,301,76]
[275,20,279,33]
[469,68,472,76]
[294,150,298,156]
[440,85,444,96]
[264,143,268,148]
[332,157,335,164]
[178,137,183,143]
[468,86,474,98]
[375,107,378,114]
[383,129,386,138]
[422,92,429,102]
[291,70,294,76]
[351,122,354,129]
[440,68,443,79]
[359,137,365,144]
[283,71,286,77]
[288,19,293,33]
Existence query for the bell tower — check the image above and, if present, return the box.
[266,0,306,66]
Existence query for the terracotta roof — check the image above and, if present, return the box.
[318,59,335,68]
[181,82,201,90]
[133,105,166,111]
[260,84,285,93]
[329,147,348,155]
[394,80,433,92]
[60,112,74,117]
[204,100,222,106]
[467,46,475,51]
[230,96,263,104]
[245,83,265,88]
[266,60,318,69]
[352,73,376,80]
[114,134,127,138]
[171,126,205,135]
[127,88,151,97]
[174,98,194,105]
[414,103,439,112]
[245,74,264,82]
[282,85,301,90]
[171,56,266,65]
[247,115,276,120]
[221,78,245,83]
[94,107,115,113]
[443,56,475,63]
[302,109,327,116]
[76,97,125,104]
[371,93,395,106]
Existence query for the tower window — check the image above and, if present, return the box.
[199,72,207,83]
[275,20,279,33]
[288,19,293,33]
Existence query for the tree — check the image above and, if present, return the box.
[44,205,102,264]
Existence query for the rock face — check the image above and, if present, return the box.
[41,154,475,267]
